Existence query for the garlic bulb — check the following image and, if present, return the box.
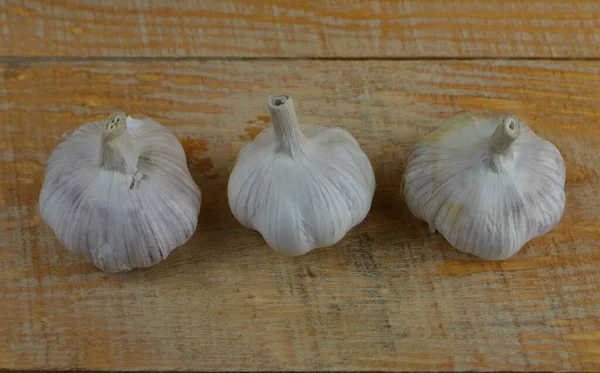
[403,112,565,260]
[39,112,201,272]
[228,95,376,256]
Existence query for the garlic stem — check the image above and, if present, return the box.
[99,112,140,174]
[268,95,307,158]
[488,114,520,172]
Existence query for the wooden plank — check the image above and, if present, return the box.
[1,60,599,371]
[2,0,600,58]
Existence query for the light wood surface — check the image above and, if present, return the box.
[2,0,600,58]
[1,60,599,371]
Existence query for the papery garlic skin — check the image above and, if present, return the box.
[403,113,565,260]
[228,95,376,256]
[39,112,201,273]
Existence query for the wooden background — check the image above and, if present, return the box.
[1,1,599,371]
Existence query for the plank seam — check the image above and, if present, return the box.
[2,56,600,63]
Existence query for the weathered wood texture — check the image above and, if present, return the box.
[1,60,599,371]
[2,0,600,58]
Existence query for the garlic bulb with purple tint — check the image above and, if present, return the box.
[39,112,201,272]
[403,112,565,260]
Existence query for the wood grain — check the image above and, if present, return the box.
[2,0,600,58]
[1,60,600,371]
